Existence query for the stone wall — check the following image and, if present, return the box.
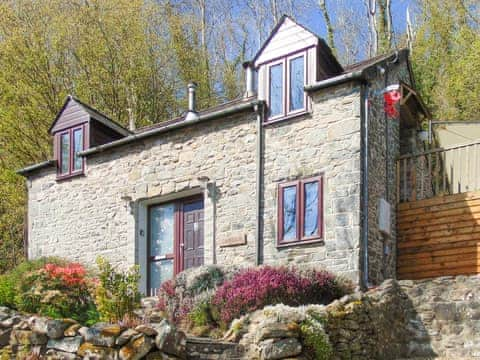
[364,53,412,285]
[262,83,362,283]
[28,112,259,290]
[0,307,187,359]
[27,80,366,287]
[232,274,480,360]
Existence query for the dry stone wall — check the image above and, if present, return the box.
[0,307,187,359]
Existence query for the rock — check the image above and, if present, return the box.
[146,352,179,359]
[116,329,140,346]
[77,342,118,359]
[64,324,82,337]
[30,317,73,339]
[78,323,121,347]
[259,338,302,360]
[255,322,300,342]
[154,320,186,359]
[10,329,48,346]
[47,336,83,353]
[0,315,22,328]
[119,334,154,360]
[135,324,158,336]
[0,328,12,346]
[45,349,80,360]
[14,319,31,330]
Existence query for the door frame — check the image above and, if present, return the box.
[146,195,204,290]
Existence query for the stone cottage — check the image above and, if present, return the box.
[18,16,429,294]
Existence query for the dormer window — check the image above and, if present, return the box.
[252,16,343,122]
[49,96,131,180]
[267,53,306,119]
[58,126,85,178]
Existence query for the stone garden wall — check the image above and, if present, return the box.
[230,275,480,359]
[0,307,186,359]
[1,275,478,359]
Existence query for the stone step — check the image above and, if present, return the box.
[186,336,244,360]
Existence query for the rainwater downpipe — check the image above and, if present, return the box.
[362,83,370,289]
[255,102,264,266]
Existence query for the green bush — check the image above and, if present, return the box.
[0,257,66,308]
[94,257,141,323]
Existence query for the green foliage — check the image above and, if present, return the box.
[188,266,225,294]
[0,257,65,307]
[188,301,213,328]
[413,0,480,121]
[94,257,141,323]
[300,311,333,360]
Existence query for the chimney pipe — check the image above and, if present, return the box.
[185,82,199,121]
[127,108,136,131]
[243,61,256,98]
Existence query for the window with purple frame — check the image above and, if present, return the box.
[57,125,84,178]
[266,52,306,120]
[278,176,323,245]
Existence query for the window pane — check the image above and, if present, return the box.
[150,204,175,257]
[304,181,319,237]
[73,128,83,171]
[150,259,174,293]
[282,186,297,241]
[60,133,70,174]
[289,56,304,111]
[269,63,283,117]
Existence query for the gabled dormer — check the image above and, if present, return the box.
[49,96,131,180]
[253,16,343,121]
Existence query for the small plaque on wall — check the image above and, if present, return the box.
[219,233,247,247]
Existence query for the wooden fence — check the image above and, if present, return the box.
[397,191,480,279]
[398,140,480,203]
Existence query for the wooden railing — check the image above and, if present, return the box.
[397,140,480,203]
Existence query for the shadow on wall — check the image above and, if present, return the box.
[324,279,436,359]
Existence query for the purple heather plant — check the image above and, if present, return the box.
[211,266,348,326]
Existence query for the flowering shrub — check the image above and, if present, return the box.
[211,266,349,327]
[0,257,66,308]
[17,261,97,323]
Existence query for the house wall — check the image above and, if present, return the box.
[365,55,412,284]
[27,82,365,287]
[262,83,362,283]
[27,112,259,292]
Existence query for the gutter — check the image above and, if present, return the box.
[79,99,261,157]
[304,70,365,92]
[17,160,56,176]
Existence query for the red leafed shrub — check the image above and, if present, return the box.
[44,263,87,286]
[211,266,348,326]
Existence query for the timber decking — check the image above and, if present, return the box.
[397,191,480,280]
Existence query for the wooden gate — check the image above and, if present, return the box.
[397,191,480,279]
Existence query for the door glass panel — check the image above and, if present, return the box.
[149,259,173,291]
[269,63,283,117]
[60,133,70,174]
[304,181,319,237]
[150,204,175,256]
[289,56,304,111]
[282,186,297,241]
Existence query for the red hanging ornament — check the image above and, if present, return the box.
[383,86,401,118]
